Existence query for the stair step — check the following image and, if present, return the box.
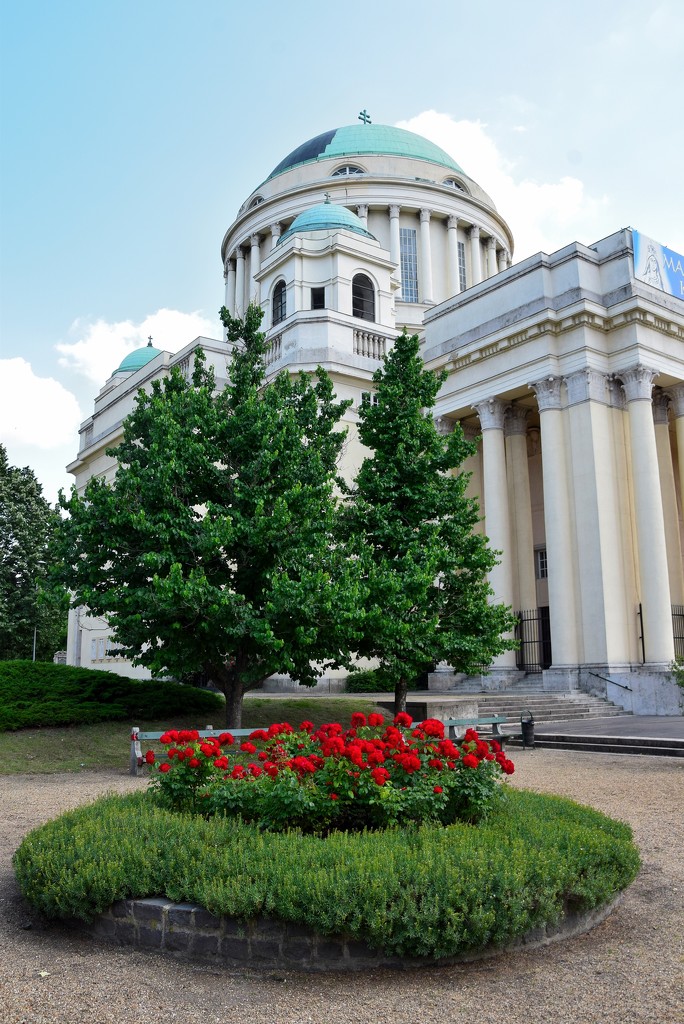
[509,735,684,758]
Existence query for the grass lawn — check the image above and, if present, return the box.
[0,698,386,774]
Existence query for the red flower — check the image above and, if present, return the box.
[264,763,279,777]
[299,720,314,733]
[144,750,156,764]
[213,756,229,769]
[240,741,257,754]
[433,785,443,794]
[462,753,479,769]
[188,757,200,768]
[200,742,219,758]
[159,762,171,773]
[351,712,367,728]
[249,763,263,777]
[159,730,178,744]
[428,758,444,771]
[421,719,445,739]
[231,765,246,779]
[371,767,390,786]
[218,732,234,746]
[249,730,269,742]
[330,793,339,801]
[463,728,479,743]
[393,712,412,728]
[367,713,384,728]
[179,730,200,743]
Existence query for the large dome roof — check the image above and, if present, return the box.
[279,202,376,244]
[115,341,163,375]
[268,124,464,180]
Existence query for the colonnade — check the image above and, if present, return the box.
[469,364,680,674]
[223,203,511,316]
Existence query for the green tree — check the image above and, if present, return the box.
[52,305,367,725]
[0,445,67,660]
[343,331,517,713]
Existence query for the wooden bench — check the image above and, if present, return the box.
[411,715,511,747]
[131,714,512,774]
[130,726,255,775]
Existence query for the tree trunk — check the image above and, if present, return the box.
[213,661,245,728]
[394,676,408,716]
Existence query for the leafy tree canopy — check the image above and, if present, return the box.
[52,306,368,725]
[0,445,67,661]
[342,330,517,712]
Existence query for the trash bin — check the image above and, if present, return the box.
[520,710,535,749]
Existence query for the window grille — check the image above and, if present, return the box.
[331,165,364,176]
[400,228,418,302]
[535,548,548,580]
[352,274,375,322]
[272,280,287,326]
[458,240,467,292]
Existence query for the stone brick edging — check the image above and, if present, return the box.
[68,893,624,971]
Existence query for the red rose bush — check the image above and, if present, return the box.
[145,715,514,830]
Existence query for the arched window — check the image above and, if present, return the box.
[443,178,466,192]
[331,165,365,177]
[250,195,265,207]
[352,274,375,322]
[272,280,287,326]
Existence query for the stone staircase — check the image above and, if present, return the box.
[474,691,630,730]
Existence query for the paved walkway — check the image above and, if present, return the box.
[532,714,684,740]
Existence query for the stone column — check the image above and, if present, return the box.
[472,397,517,669]
[620,365,674,663]
[529,377,579,668]
[224,258,236,315]
[498,249,509,273]
[419,209,433,303]
[447,216,460,295]
[388,205,401,294]
[249,233,261,305]
[667,383,684,542]
[504,406,536,612]
[487,237,498,278]
[356,204,368,229]
[460,419,484,534]
[653,392,684,604]
[469,225,482,286]
[234,247,245,316]
[270,222,282,249]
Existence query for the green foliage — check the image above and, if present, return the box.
[0,660,222,731]
[344,668,395,693]
[341,332,518,712]
[670,660,684,689]
[51,306,368,726]
[0,445,68,660]
[13,789,640,958]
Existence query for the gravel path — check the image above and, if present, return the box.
[0,749,682,1024]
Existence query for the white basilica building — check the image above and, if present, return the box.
[66,118,684,715]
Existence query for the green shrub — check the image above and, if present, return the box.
[0,661,223,731]
[13,788,640,959]
[345,669,395,693]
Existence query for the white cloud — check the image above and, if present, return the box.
[396,111,609,261]
[0,358,82,449]
[56,308,221,385]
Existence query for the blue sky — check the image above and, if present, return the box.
[1,0,682,502]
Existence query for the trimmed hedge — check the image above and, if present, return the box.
[0,661,223,731]
[345,669,395,693]
[13,788,640,959]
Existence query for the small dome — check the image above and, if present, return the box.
[115,341,163,375]
[279,203,376,245]
[268,124,464,180]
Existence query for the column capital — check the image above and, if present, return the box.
[269,222,282,237]
[564,368,609,406]
[419,208,431,223]
[250,233,260,247]
[652,391,670,425]
[530,376,563,411]
[460,419,480,442]
[504,405,529,437]
[666,383,684,418]
[498,249,509,271]
[388,204,400,220]
[434,416,455,435]
[619,364,659,402]
[223,256,232,279]
[234,246,245,261]
[469,224,480,240]
[486,236,497,252]
[447,215,459,230]
[356,204,368,219]
[473,397,508,430]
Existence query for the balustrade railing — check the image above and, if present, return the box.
[353,330,387,360]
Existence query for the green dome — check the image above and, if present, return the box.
[268,124,464,180]
[279,202,376,244]
[115,341,163,374]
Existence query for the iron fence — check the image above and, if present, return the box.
[515,607,552,673]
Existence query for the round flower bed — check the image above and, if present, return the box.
[13,757,640,963]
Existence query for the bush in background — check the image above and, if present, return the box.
[0,661,223,732]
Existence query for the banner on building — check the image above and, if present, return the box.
[633,230,684,299]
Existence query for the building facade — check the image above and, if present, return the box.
[65,120,684,713]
